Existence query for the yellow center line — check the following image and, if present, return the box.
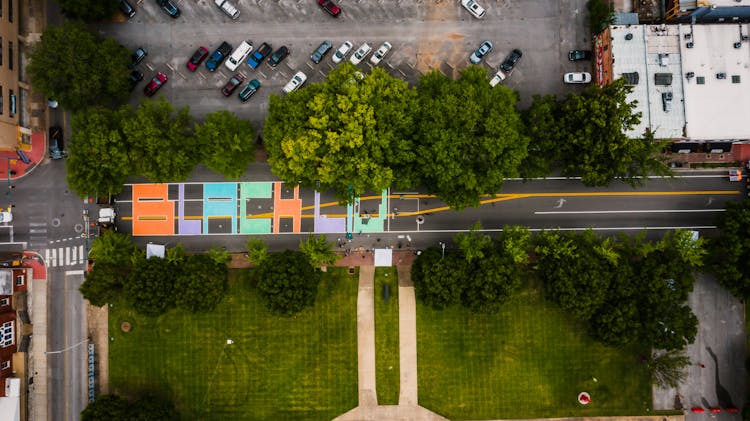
[120,190,739,221]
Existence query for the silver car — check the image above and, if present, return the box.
[469,40,493,64]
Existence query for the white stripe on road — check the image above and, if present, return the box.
[65,270,84,275]
[50,249,57,267]
[65,247,71,266]
[29,222,46,227]
[71,246,77,264]
[29,229,47,234]
[79,245,85,262]
[535,209,726,215]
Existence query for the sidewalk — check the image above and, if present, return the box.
[23,251,48,421]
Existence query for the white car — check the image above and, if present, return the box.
[225,40,253,71]
[349,43,371,65]
[370,41,392,65]
[489,70,506,87]
[283,71,307,93]
[564,72,592,84]
[0,212,12,223]
[332,41,353,64]
[461,0,486,19]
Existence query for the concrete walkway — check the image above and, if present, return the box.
[334,265,447,421]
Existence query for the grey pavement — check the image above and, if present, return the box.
[31,277,48,421]
[357,266,378,408]
[397,265,418,407]
[653,274,746,420]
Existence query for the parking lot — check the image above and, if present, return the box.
[100,0,590,129]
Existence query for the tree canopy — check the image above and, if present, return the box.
[125,256,177,316]
[256,250,321,316]
[28,23,130,111]
[711,200,750,299]
[299,234,339,267]
[195,110,256,179]
[264,64,418,201]
[172,254,228,313]
[415,67,529,209]
[56,0,119,21]
[522,79,671,186]
[81,393,179,421]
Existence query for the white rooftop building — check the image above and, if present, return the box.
[606,23,750,141]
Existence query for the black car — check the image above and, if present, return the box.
[129,70,144,90]
[119,0,136,18]
[157,0,180,18]
[129,47,148,69]
[568,49,592,61]
[500,49,523,73]
[49,126,67,160]
[268,46,289,67]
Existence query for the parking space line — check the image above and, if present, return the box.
[318,69,327,78]
[306,62,314,70]
[146,63,154,71]
[198,71,207,80]
[166,63,175,73]
[258,71,268,79]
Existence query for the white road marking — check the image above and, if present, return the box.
[535,209,726,215]
[79,245,85,260]
[71,246,77,264]
[65,247,71,266]
[50,249,57,267]
[65,270,84,276]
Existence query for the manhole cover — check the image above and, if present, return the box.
[74,223,83,233]
[51,218,61,227]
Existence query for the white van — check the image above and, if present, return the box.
[225,41,253,71]
[214,0,240,19]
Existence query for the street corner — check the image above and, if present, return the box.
[22,250,47,281]
[0,131,47,181]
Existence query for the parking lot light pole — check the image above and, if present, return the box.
[439,242,445,259]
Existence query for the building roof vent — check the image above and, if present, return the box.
[686,42,694,48]
[625,33,634,40]
[734,42,742,48]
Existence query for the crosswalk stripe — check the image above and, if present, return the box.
[41,246,89,268]
[65,247,71,266]
[50,249,57,267]
[79,245,85,262]
[72,246,77,264]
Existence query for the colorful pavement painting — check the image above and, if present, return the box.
[130,182,388,236]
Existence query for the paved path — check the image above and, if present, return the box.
[356,266,378,408]
[397,265,418,406]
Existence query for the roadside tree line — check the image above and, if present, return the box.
[412,226,704,353]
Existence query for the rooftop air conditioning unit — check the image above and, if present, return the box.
[687,42,694,48]
[717,72,727,79]
[686,72,695,79]
[735,42,742,48]
[743,35,749,41]
[684,33,692,40]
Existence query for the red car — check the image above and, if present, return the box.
[318,0,341,17]
[187,46,209,71]
[144,72,167,96]
[221,74,244,96]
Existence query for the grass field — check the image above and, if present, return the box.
[109,267,359,421]
[416,280,652,420]
[374,267,400,405]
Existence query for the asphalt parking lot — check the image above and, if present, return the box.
[99,0,590,129]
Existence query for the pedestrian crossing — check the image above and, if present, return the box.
[44,245,87,268]
[28,220,48,249]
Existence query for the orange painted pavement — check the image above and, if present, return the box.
[272,182,302,233]
[132,184,175,235]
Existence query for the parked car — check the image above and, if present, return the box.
[239,79,261,101]
[49,126,67,160]
[568,49,592,61]
[350,43,371,65]
[222,74,245,96]
[156,0,180,18]
[206,41,233,71]
[489,70,506,87]
[214,0,240,19]
[268,46,289,67]
[226,41,253,71]
[187,46,209,71]
[469,40,493,64]
[129,47,148,69]
[247,42,272,68]
[283,71,307,93]
[370,41,392,65]
[129,70,144,89]
[500,49,522,73]
[460,0,486,19]
[332,41,353,64]
[318,0,341,17]
[311,40,333,64]
[144,72,168,96]
[119,0,136,18]
[564,72,592,84]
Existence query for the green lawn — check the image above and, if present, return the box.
[109,267,359,421]
[417,280,652,419]
[374,267,400,405]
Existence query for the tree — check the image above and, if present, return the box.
[122,98,197,182]
[461,251,522,313]
[81,394,129,421]
[711,200,750,299]
[28,23,130,111]
[299,234,339,267]
[195,110,256,179]
[127,395,180,421]
[264,64,418,201]
[207,246,232,265]
[524,79,671,186]
[415,67,528,209]
[88,230,138,267]
[499,225,532,265]
[256,250,321,316]
[244,238,268,265]
[80,264,126,306]
[411,248,468,309]
[174,254,227,313]
[67,106,132,198]
[454,222,493,263]
[647,350,690,389]
[124,257,176,316]
[56,0,119,21]
[587,0,615,34]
